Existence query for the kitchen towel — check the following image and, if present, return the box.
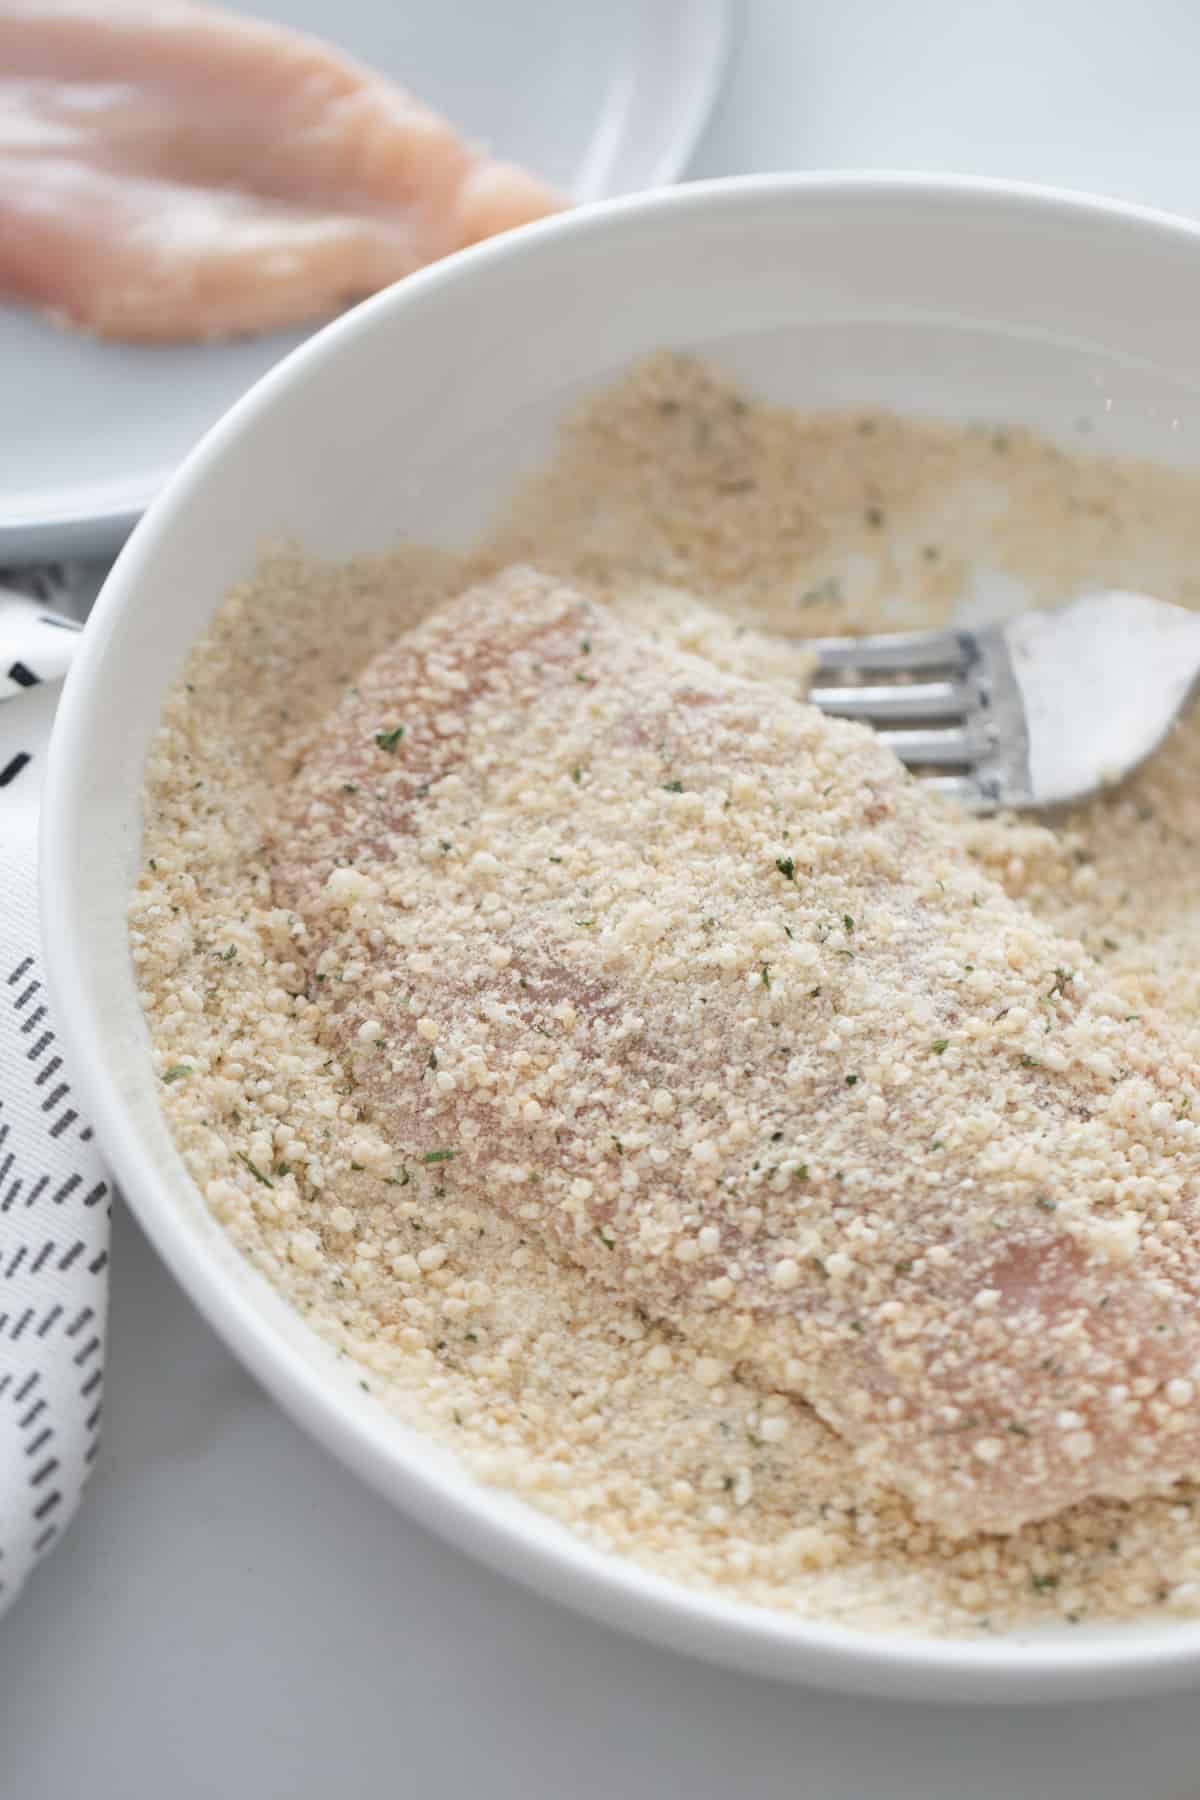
[0,567,107,1620]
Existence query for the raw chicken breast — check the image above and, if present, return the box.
[269,568,1200,1536]
[0,0,562,341]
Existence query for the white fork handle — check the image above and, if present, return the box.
[1006,591,1200,808]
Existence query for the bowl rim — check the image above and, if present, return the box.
[40,170,1200,1702]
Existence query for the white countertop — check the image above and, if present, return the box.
[8,5,1200,1794]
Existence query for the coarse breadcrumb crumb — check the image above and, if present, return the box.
[131,354,1200,1635]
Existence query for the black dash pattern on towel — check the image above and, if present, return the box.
[0,566,109,1617]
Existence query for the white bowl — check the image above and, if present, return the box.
[41,174,1200,1703]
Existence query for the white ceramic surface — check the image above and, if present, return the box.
[707,0,1200,216]
[39,175,1200,1703]
[0,0,731,563]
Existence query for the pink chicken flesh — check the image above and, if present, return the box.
[0,0,563,342]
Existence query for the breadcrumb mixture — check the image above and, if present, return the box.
[131,355,1200,1634]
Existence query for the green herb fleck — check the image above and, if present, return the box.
[845,1074,859,1087]
[792,1164,809,1182]
[760,963,771,988]
[237,1152,273,1189]
[161,1065,191,1084]
[596,1226,615,1249]
[931,1039,948,1055]
[219,945,237,962]
[571,766,583,784]
[799,575,843,608]
[1036,1196,1057,1213]
[843,914,855,933]
[422,1149,457,1165]
[662,780,684,793]
[775,856,796,881]
[375,725,405,752]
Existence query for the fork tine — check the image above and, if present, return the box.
[875,726,984,765]
[807,679,975,723]
[809,629,971,676]
[917,774,987,808]
[805,619,1026,816]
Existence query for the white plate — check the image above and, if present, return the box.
[0,0,731,562]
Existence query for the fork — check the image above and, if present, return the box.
[807,589,1200,813]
